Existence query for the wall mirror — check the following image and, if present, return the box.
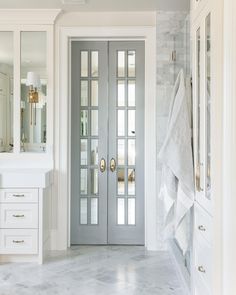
[0,32,14,153]
[21,31,47,153]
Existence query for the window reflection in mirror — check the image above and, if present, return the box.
[20,31,47,153]
[0,32,14,153]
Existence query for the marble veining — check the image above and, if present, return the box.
[0,246,187,295]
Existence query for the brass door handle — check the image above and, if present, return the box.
[110,158,116,172]
[100,158,106,173]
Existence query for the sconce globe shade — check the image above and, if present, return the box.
[26,71,41,89]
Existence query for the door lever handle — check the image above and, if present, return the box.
[110,158,116,172]
[100,158,106,173]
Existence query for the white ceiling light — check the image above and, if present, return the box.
[61,0,86,4]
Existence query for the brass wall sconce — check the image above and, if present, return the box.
[26,72,41,125]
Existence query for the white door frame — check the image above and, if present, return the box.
[56,26,157,250]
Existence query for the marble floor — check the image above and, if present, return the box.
[0,246,187,295]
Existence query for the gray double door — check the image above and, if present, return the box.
[71,41,144,245]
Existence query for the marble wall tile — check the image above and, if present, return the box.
[156,11,190,250]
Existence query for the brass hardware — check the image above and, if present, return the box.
[110,158,116,172]
[13,214,25,218]
[100,158,106,173]
[12,194,25,198]
[196,163,204,192]
[198,225,206,231]
[196,163,201,191]
[198,266,206,273]
[13,240,24,244]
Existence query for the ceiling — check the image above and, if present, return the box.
[0,0,189,11]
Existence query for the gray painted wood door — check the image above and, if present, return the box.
[71,41,144,245]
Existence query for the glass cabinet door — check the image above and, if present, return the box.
[20,31,47,153]
[196,27,203,192]
[205,13,211,199]
[194,12,212,213]
[0,32,14,153]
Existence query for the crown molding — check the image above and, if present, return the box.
[0,9,62,25]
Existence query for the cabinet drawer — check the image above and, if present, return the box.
[0,189,38,203]
[195,203,212,244]
[194,235,212,293]
[194,267,211,295]
[0,229,38,254]
[0,203,38,229]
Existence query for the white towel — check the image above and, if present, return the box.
[158,69,194,254]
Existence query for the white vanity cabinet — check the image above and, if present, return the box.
[192,1,214,294]
[0,169,53,264]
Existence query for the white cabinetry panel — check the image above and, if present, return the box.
[0,189,38,203]
[0,229,38,254]
[0,203,38,229]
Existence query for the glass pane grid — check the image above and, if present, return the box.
[115,48,137,227]
[79,48,100,226]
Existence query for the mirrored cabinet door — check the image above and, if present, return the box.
[194,10,212,214]
[205,13,211,199]
[0,32,14,153]
[21,31,47,153]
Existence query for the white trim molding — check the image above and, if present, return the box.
[55,25,157,250]
[0,9,61,25]
[222,0,236,294]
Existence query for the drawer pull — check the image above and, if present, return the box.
[12,194,25,198]
[13,214,25,218]
[198,266,206,273]
[13,240,25,244]
[198,225,206,231]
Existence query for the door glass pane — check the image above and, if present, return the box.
[117,51,125,77]
[91,51,98,77]
[196,28,201,192]
[81,139,87,165]
[206,14,211,198]
[91,198,98,225]
[117,198,125,225]
[80,110,88,136]
[128,169,135,195]
[91,168,98,195]
[118,139,125,165]
[80,198,88,224]
[117,168,125,195]
[91,139,98,165]
[0,32,14,153]
[128,198,135,225]
[81,51,88,77]
[91,110,98,136]
[128,80,135,107]
[128,50,135,77]
[91,80,98,106]
[117,110,125,136]
[117,80,125,106]
[128,139,135,165]
[128,110,135,136]
[81,80,88,106]
[80,168,87,195]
